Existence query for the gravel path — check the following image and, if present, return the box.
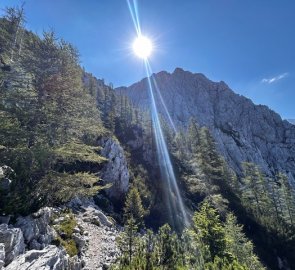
[76,206,120,270]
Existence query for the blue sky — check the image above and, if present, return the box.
[1,0,294,119]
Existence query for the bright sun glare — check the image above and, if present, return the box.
[132,35,153,59]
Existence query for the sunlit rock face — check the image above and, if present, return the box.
[0,224,25,266]
[100,138,130,200]
[117,68,295,182]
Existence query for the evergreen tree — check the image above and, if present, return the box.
[124,187,146,228]
[117,217,139,265]
[224,213,265,270]
[156,224,180,269]
[197,127,223,183]
[241,163,271,218]
[187,117,200,152]
[192,201,227,260]
[278,173,295,226]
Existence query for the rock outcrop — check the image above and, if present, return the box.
[5,245,69,270]
[100,138,129,200]
[117,68,295,183]
[0,224,25,266]
[1,199,119,270]
[15,207,56,250]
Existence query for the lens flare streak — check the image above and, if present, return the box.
[127,0,141,35]
[146,62,177,132]
[127,0,189,228]
[145,60,189,227]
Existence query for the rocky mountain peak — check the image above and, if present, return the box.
[116,69,295,183]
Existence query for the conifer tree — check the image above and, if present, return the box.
[192,201,226,260]
[187,117,200,152]
[124,187,145,228]
[117,217,139,265]
[241,163,271,218]
[197,127,223,182]
[224,213,265,270]
[278,173,295,226]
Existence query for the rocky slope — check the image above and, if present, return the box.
[0,198,119,270]
[117,68,295,183]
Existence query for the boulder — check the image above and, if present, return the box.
[0,224,25,265]
[72,233,86,252]
[15,207,56,250]
[92,209,113,227]
[5,245,70,270]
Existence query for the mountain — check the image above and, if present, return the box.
[117,68,295,184]
[287,119,295,125]
[1,7,295,270]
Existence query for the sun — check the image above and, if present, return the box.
[132,35,153,59]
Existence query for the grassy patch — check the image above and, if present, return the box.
[52,210,79,257]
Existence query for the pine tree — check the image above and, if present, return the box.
[124,187,145,228]
[156,224,180,270]
[241,163,272,218]
[278,173,295,226]
[187,117,200,153]
[3,4,26,61]
[224,213,265,270]
[192,201,227,260]
[117,217,139,265]
[197,127,223,182]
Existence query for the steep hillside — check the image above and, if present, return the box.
[1,6,295,270]
[117,68,295,184]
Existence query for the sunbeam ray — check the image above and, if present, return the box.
[127,0,141,35]
[127,0,189,229]
[146,62,177,132]
[145,60,189,228]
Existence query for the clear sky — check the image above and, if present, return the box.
[1,0,294,119]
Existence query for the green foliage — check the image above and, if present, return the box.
[224,213,265,270]
[113,202,265,270]
[240,163,271,218]
[0,7,106,214]
[37,172,104,205]
[117,217,139,265]
[239,163,295,234]
[53,211,79,257]
[192,201,227,259]
[53,142,106,164]
[205,256,247,270]
[124,187,146,227]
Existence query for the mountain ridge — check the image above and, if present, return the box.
[116,67,295,184]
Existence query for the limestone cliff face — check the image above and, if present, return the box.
[117,68,295,183]
[100,138,129,200]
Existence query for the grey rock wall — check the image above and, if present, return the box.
[100,137,129,199]
[0,224,25,266]
[117,68,295,182]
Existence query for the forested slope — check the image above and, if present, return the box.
[0,6,294,270]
